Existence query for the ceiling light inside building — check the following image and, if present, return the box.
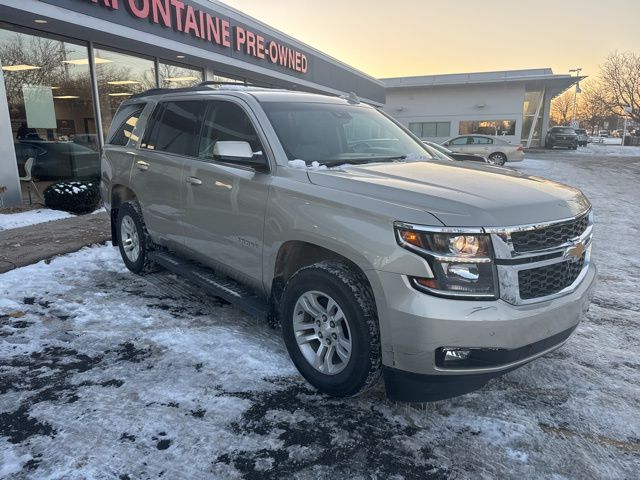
[165,76,199,82]
[107,80,140,85]
[108,92,132,96]
[176,55,185,59]
[63,58,112,65]
[53,95,80,99]
[2,64,41,72]
[34,19,48,24]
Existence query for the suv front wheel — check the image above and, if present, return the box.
[280,261,382,397]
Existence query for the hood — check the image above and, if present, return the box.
[307,161,590,227]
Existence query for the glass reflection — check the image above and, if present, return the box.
[0,28,99,180]
[159,61,203,88]
[94,48,156,139]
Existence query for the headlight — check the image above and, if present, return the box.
[395,223,498,299]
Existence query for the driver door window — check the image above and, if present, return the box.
[198,101,263,162]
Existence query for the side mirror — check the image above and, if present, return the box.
[442,142,449,147]
[213,141,268,172]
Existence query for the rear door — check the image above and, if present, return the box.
[132,99,207,248]
[181,98,271,292]
[469,136,493,155]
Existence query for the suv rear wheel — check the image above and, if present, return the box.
[116,201,156,274]
[280,261,381,397]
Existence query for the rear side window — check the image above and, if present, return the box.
[141,101,207,156]
[107,103,146,146]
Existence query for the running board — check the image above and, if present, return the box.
[148,251,269,320]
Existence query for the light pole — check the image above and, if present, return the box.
[569,67,582,125]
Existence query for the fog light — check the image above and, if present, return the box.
[443,348,471,362]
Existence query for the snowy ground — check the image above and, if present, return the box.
[0,208,104,232]
[1,154,639,479]
[0,210,74,232]
[546,143,640,157]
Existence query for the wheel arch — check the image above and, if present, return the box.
[268,240,379,319]
[110,184,138,246]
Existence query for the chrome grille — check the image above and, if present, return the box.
[511,212,589,252]
[518,254,586,300]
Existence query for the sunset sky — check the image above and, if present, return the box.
[219,0,639,79]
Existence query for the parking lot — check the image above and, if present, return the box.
[1,148,639,479]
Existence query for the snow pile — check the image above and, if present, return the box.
[0,208,74,231]
[287,159,327,170]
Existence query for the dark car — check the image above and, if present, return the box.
[423,140,487,162]
[14,140,100,180]
[545,127,578,150]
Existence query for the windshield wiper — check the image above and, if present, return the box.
[320,155,407,167]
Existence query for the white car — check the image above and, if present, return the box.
[442,135,524,165]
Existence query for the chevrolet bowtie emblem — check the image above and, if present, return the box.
[565,242,586,262]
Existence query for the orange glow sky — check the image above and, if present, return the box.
[219,0,639,79]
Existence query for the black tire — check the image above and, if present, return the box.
[280,261,381,397]
[487,152,507,166]
[116,201,156,275]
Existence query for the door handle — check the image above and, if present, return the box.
[136,160,149,171]
[186,176,202,186]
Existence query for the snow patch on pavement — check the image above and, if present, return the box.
[0,209,74,231]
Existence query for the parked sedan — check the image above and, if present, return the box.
[14,140,100,180]
[441,135,524,165]
[545,127,578,150]
[423,140,487,163]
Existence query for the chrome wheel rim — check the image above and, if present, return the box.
[120,215,140,262]
[293,290,352,375]
[488,154,505,165]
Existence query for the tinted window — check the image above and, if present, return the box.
[450,137,468,145]
[198,101,262,160]
[142,101,207,156]
[107,103,146,146]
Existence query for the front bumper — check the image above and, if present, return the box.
[550,138,578,147]
[371,263,596,401]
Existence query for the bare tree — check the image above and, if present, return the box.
[551,90,574,126]
[600,51,640,123]
[576,79,610,133]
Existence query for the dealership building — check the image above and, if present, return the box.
[0,0,385,206]
[0,1,581,208]
[382,69,582,148]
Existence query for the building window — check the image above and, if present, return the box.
[159,60,203,88]
[209,73,245,84]
[522,90,544,146]
[94,47,156,140]
[408,121,450,138]
[0,27,99,180]
[459,120,516,136]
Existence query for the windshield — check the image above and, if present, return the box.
[553,128,576,134]
[261,101,431,165]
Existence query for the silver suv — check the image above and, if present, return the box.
[101,85,596,402]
